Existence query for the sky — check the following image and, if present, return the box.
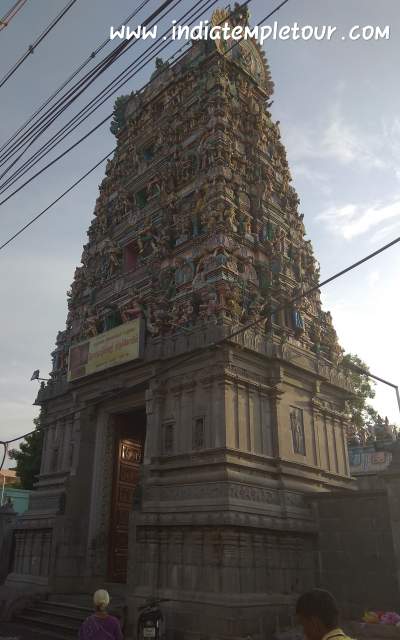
[0,0,399,459]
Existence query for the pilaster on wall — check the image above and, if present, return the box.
[127,521,317,638]
[50,405,99,589]
[147,352,277,463]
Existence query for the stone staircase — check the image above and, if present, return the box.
[12,593,126,639]
[13,599,89,638]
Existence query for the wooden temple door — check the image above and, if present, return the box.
[109,412,145,583]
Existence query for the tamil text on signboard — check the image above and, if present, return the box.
[68,319,143,381]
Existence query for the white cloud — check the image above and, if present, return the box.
[318,196,400,240]
[282,106,400,178]
[322,279,400,425]
[291,162,332,195]
[370,219,400,244]
[367,270,380,287]
[322,115,387,169]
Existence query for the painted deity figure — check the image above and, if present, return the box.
[261,219,274,243]
[237,210,252,235]
[137,217,158,255]
[225,205,238,232]
[290,408,306,455]
[330,341,344,367]
[85,307,99,338]
[174,258,186,286]
[103,239,121,277]
[292,301,305,334]
[199,290,219,323]
[121,290,145,323]
[225,289,243,323]
[273,226,286,255]
[241,255,258,285]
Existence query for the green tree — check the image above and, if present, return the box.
[8,416,43,489]
[342,353,379,441]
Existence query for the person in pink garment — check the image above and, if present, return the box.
[79,589,123,640]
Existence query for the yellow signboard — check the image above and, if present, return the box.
[67,319,143,382]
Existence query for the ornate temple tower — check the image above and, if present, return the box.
[8,5,354,637]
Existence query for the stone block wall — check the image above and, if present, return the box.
[312,490,399,618]
[0,508,17,583]
[127,523,316,639]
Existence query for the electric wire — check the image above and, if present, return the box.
[0,430,43,472]
[0,0,289,242]
[0,0,81,89]
[0,0,218,181]
[0,0,251,241]
[0,0,183,180]
[0,0,260,178]
[218,235,400,344]
[0,0,152,155]
[0,0,255,201]
[1,0,398,469]
[0,148,115,251]
[0,0,286,194]
[0,0,218,196]
[0,444,8,473]
[0,0,215,193]
[0,0,28,31]
[1,233,399,468]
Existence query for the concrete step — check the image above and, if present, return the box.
[20,608,82,629]
[35,599,92,617]
[13,599,90,639]
[48,593,95,607]
[14,616,78,639]
[13,597,127,639]
[49,592,126,608]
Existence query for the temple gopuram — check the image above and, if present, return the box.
[5,5,355,637]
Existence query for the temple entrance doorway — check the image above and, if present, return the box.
[108,408,146,583]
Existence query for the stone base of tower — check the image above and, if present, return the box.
[125,450,346,638]
[1,334,354,633]
[127,500,317,639]
[128,588,300,639]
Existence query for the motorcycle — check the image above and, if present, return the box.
[137,598,169,640]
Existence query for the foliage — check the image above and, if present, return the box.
[8,416,44,489]
[342,353,379,438]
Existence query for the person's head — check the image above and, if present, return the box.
[93,589,110,612]
[296,589,339,640]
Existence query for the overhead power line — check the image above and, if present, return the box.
[0,0,184,179]
[1,427,44,472]
[0,0,28,31]
[0,0,289,206]
[0,0,81,89]
[0,0,152,155]
[1,0,398,471]
[0,0,218,199]
[1,231,399,468]
[219,236,400,344]
[0,0,297,247]
[0,149,115,251]
[0,0,211,192]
